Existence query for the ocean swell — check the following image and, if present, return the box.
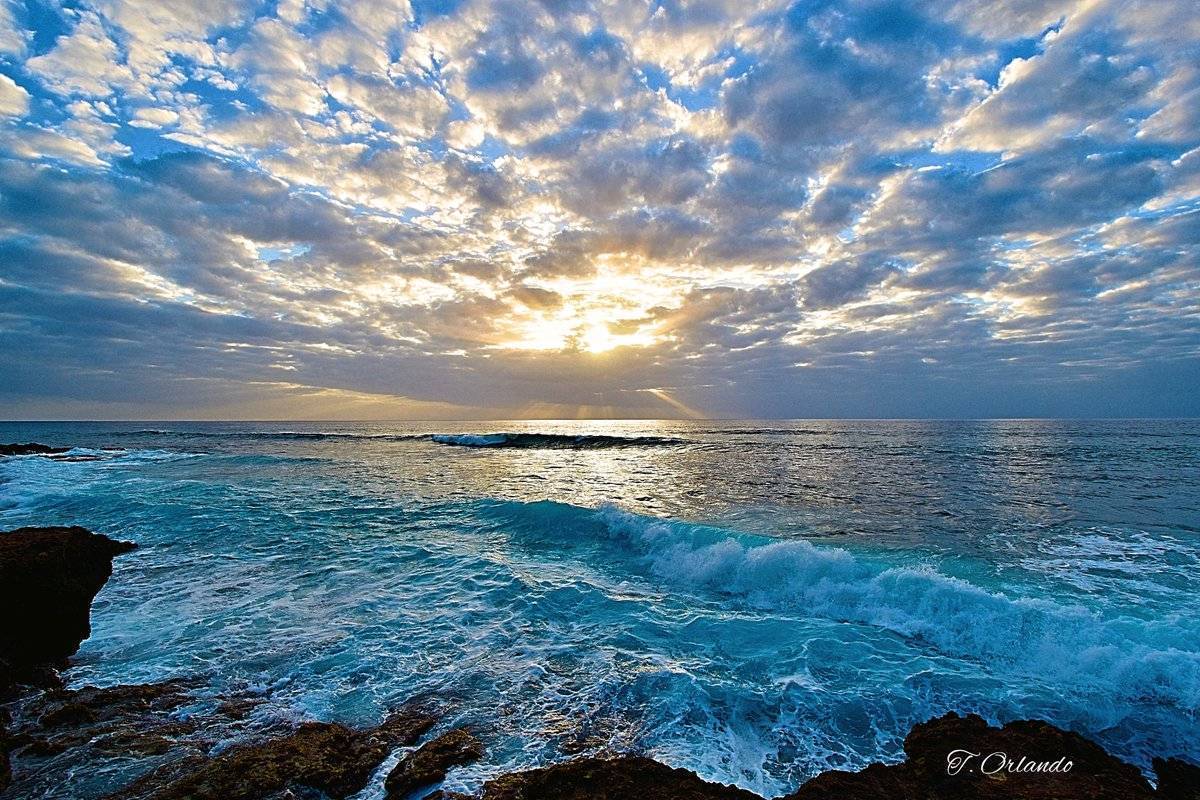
[481,500,1200,728]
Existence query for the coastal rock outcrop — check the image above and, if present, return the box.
[384,728,484,799]
[1151,757,1200,800]
[13,680,202,759]
[782,711,1181,800]
[106,704,439,800]
[475,755,761,800]
[447,713,1198,800]
[0,526,137,690]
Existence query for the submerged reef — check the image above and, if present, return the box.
[0,444,68,457]
[0,521,1198,799]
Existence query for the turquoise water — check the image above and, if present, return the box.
[1,420,1198,798]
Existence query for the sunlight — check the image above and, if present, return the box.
[500,297,663,353]
[583,323,616,353]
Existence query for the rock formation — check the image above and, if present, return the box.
[0,526,137,690]
[0,443,69,457]
[105,704,439,800]
[384,728,484,799]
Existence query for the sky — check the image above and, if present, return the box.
[0,0,1197,420]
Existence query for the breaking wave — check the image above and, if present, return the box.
[430,433,688,449]
[481,499,1200,726]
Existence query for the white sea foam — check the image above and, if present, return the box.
[482,501,1200,734]
[432,433,512,447]
[561,504,1200,722]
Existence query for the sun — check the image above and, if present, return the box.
[582,323,616,353]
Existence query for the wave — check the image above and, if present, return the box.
[479,500,1200,724]
[0,446,193,463]
[430,433,687,449]
[112,430,686,448]
[112,430,427,442]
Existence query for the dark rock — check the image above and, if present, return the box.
[214,696,264,721]
[36,680,200,722]
[9,679,203,760]
[783,712,1157,800]
[0,526,137,689]
[1,710,11,792]
[107,704,439,800]
[385,728,484,799]
[478,755,761,800]
[469,714,1197,800]
[0,443,69,457]
[1153,757,1200,800]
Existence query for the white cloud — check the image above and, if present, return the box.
[130,106,181,127]
[0,73,30,117]
[0,0,27,56]
[25,11,135,97]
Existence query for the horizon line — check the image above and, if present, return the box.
[3,417,1199,424]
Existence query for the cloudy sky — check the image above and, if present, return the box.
[0,0,1197,419]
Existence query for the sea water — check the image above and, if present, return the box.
[0,419,1197,798]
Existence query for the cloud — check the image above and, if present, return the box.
[0,0,1197,419]
[0,74,30,117]
[25,11,135,97]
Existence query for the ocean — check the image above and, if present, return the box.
[1,419,1197,798]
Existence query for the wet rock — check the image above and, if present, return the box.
[0,443,68,457]
[466,714,1199,800]
[1,710,11,792]
[214,696,264,721]
[384,728,484,799]
[9,679,203,759]
[0,526,137,690]
[478,755,761,800]
[107,704,439,800]
[1153,757,1200,800]
[783,711,1158,800]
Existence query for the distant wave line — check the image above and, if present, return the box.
[111,430,689,448]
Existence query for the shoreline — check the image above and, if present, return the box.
[1,518,1197,799]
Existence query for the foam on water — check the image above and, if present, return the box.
[485,501,1200,724]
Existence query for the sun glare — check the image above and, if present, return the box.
[498,268,674,353]
[583,323,616,353]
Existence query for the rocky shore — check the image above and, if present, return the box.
[0,497,1196,799]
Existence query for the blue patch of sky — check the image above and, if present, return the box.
[897,148,1001,174]
[637,47,754,113]
[979,28,1054,89]
[410,0,469,25]
[116,124,193,161]
[257,242,313,262]
[13,0,73,56]
[728,133,764,161]
[474,135,510,162]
